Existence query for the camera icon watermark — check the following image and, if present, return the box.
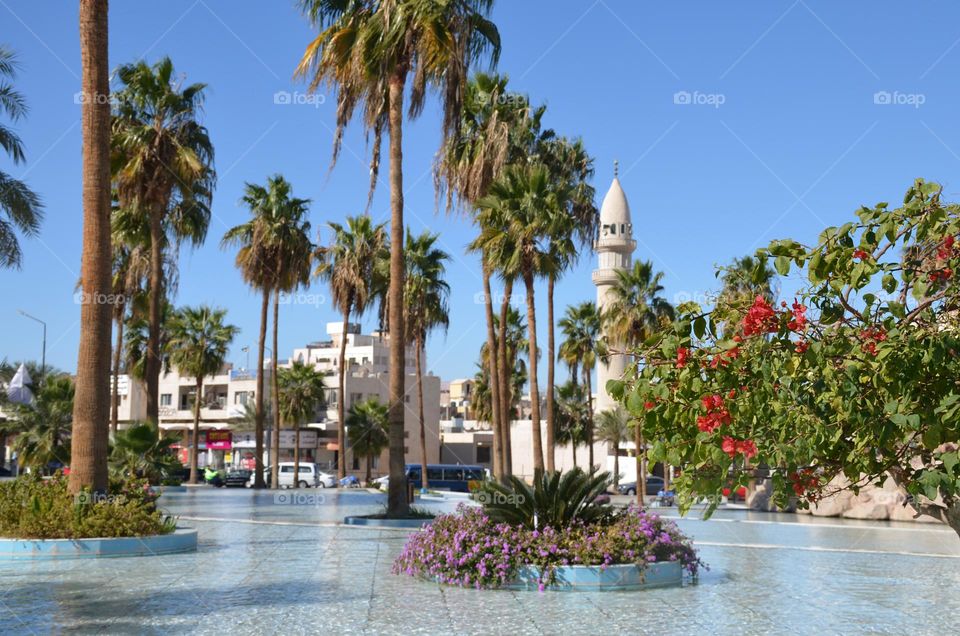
[873,91,925,109]
[273,90,325,108]
[673,90,725,109]
[274,492,326,506]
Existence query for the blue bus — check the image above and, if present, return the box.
[405,463,487,492]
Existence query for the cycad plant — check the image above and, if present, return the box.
[478,468,613,529]
[109,422,180,485]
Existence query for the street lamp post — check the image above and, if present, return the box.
[17,310,46,380]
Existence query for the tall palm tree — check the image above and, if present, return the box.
[296,0,500,515]
[70,0,111,493]
[558,301,601,469]
[236,176,312,489]
[539,137,597,472]
[595,407,629,490]
[165,305,238,485]
[442,73,542,479]
[474,163,569,473]
[404,229,450,490]
[277,360,326,488]
[5,374,73,473]
[346,397,389,485]
[0,45,44,269]
[603,260,673,505]
[112,56,215,430]
[315,215,387,480]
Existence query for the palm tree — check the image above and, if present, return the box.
[165,306,238,485]
[315,215,387,481]
[107,239,150,436]
[231,175,312,489]
[0,45,44,269]
[603,260,674,505]
[109,421,179,485]
[346,397,389,485]
[70,0,111,493]
[539,137,597,472]
[112,56,215,430]
[441,73,542,479]
[404,229,450,490]
[595,407,629,490]
[277,360,326,488]
[554,381,588,469]
[475,164,569,473]
[296,0,500,516]
[5,374,73,473]
[558,301,601,469]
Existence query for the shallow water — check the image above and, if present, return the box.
[1,488,958,635]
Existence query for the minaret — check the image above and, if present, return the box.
[592,161,636,413]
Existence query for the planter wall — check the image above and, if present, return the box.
[343,516,434,529]
[503,561,683,591]
[0,527,198,560]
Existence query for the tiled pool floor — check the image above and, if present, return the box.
[2,488,958,635]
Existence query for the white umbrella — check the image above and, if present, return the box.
[6,364,33,405]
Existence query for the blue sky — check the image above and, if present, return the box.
[1,0,959,387]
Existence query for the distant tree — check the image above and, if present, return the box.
[346,398,389,485]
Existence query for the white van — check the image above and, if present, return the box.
[247,463,336,488]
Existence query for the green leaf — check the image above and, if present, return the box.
[775,255,790,276]
[882,274,897,294]
[693,316,706,340]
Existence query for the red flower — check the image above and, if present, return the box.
[736,439,757,459]
[727,389,736,399]
[853,249,870,260]
[794,339,809,354]
[697,394,731,432]
[929,268,953,282]
[787,300,807,332]
[937,235,956,260]
[859,327,886,356]
[643,401,655,410]
[742,296,778,337]
[676,347,689,369]
[721,436,738,458]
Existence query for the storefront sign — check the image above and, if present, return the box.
[205,430,232,450]
[232,429,318,449]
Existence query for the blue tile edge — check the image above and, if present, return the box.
[343,515,434,529]
[502,561,683,591]
[0,527,198,560]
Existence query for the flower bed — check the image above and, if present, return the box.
[393,504,702,590]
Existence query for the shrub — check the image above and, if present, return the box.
[393,504,702,589]
[0,472,176,539]
[476,468,614,529]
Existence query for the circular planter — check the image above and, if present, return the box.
[343,515,435,529]
[0,527,198,560]
[502,561,683,591]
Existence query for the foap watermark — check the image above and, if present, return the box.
[278,291,327,309]
[273,90,325,108]
[873,91,925,109]
[473,490,525,506]
[673,90,725,109]
[470,90,527,109]
[672,290,717,306]
[73,90,118,106]
[472,290,524,308]
[73,291,128,306]
[274,492,327,507]
[75,491,129,505]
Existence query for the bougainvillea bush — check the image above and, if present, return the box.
[393,504,701,589]
[611,179,960,537]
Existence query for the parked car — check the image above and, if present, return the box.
[374,475,389,490]
[617,476,665,496]
[339,475,360,488]
[224,468,252,487]
[246,463,336,488]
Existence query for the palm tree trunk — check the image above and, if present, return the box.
[111,310,124,436]
[497,278,514,476]
[70,0,111,494]
[481,264,503,480]
[523,271,544,474]
[613,444,620,490]
[254,287,269,488]
[145,208,163,428]
[416,332,428,491]
[585,365,594,473]
[365,454,372,485]
[189,378,202,484]
[386,72,409,517]
[571,441,577,469]
[271,287,280,488]
[337,304,351,481]
[546,274,556,473]
[636,425,646,508]
[294,420,301,488]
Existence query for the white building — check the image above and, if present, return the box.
[592,162,636,413]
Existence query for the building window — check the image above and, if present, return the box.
[477,446,491,464]
[160,393,172,407]
[234,391,252,405]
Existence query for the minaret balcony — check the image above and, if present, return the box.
[593,237,636,252]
